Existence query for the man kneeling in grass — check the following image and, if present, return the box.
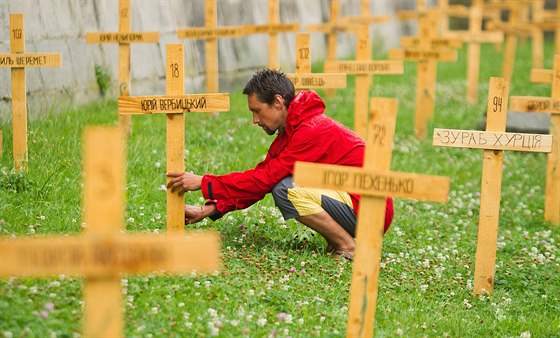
[167,68,393,260]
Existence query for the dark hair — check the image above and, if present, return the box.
[242,68,295,109]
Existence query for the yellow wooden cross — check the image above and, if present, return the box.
[325,25,403,139]
[86,0,160,135]
[389,8,458,139]
[243,0,300,70]
[286,34,347,91]
[306,0,389,98]
[0,126,221,337]
[118,44,230,233]
[0,14,61,173]
[177,0,248,93]
[442,0,504,104]
[485,1,534,79]
[294,98,450,337]
[509,54,560,225]
[433,77,553,295]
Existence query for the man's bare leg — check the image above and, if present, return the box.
[297,211,355,259]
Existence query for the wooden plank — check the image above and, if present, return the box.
[433,128,552,152]
[117,0,132,136]
[293,162,450,203]
[166,44,185,233]
[176,26,246,39]
[0,54,61,67]
[473,77,509,295]
[324,60,403,74]
[445,31,504,44]
[118,94,230,114]
[82,126,125,337]
[295,33,311,74]
[244,23,300,35]
[10,14,27,173]
[400,36,463,48]
[346,98,397,338]
[546,55,560,224]
[85,32,159,43]
[286,74,347,89]
[340,15,390,25]
[0,233,221,277]
[509,97,560,114]
[530,69,553,83]
[388,48,457,61]
[206,0,218,93]
[353,26,371,139]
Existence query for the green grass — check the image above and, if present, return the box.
[1,41,559,337]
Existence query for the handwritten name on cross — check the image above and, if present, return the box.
[433,77,553,295]
[294,98,450,337]
[286,34,347,91]
[118,44,229,233]
[0,14,61,173]
[0,126,221,337]
[389,9,458,139]
[510,54,560,225]
[86,0,159,135]
[324,25,403,139]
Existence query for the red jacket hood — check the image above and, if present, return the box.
[285,91,325,135]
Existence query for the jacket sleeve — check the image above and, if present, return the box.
[201,127,322,209]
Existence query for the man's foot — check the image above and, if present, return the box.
[334,250,354,261]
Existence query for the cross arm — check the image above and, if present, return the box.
[293,162,450,203]
[324,60,403,75]
[509,96,560,115]
[285,73,347,89]
[85,32,159,44]
[118,93,230,115]
[0,232,221,277]
[0,53,61,68]
[433,128,553,153]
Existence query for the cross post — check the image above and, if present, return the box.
[0,126,221,337]
[509,54,560,225]
[86,0,160,135]
[389,9,458,139]
[325,25,403,139]
[294,98,450,337]
[286,34,347,91]
[433,77,553,294]
[118,44,230,233]
[0,14,61,173]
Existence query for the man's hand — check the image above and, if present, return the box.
[166,172,203,194]
[184,204,217,225]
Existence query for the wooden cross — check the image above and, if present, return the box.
[389,9,458,139]
[485,1,534,79]
[0,14,61,173]
[433,77,553,294]
[442,0,504,104]
[0,126,221,337]
[118,44,229,233]
[509,54,560,225]
[244,0,300,70]
[286,34,347,91]
[324,25,403,139]
[86,0,159,135]
[294,98,450,337]
[177,0,248,93]
[305,0,389,98]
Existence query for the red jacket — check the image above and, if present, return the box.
[201,90,394,232]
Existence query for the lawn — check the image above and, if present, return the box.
[1,40,559,337]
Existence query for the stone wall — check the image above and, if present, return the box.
[0,0,422,122]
